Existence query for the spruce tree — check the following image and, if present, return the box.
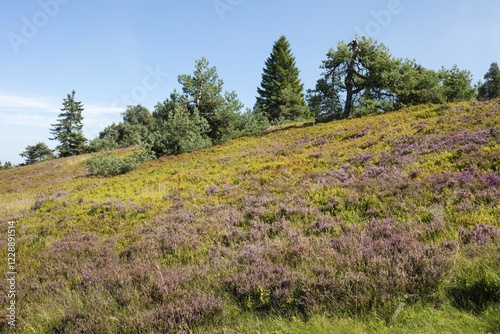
[256,36,308,122]
[50,90,87,157]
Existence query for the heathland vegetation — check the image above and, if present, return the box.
[0,36,499,332]
[6,36,500,169]
[1,100,499,332]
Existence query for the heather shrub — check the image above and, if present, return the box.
[144,291,224,333]
[307,219,452,316]
[86,147,153,177]
[220,218,453,318]
[223,246,305,315]
[88,199,150,223]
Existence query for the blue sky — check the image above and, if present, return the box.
[1,0,499,165]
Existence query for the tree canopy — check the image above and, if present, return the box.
[91,104,155,152]
[178,57,245,144]
[7,38,494,169]
[309,37,399,120]
[149,91,212,156]
[478,62,500,100]
[256,35,308,122]
[20,142,54,165]
[309,37,479,121]
[50,90,87,157]
[439,65,476,102]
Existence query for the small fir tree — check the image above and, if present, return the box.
[50,90,87,157]
[256,35,308,122]
[439,65,476,102]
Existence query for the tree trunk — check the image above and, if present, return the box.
[342,69,354,119]
[342,39,361,119]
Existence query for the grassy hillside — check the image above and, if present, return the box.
[1,101,499,333]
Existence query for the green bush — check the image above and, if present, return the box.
[86,147,153,177]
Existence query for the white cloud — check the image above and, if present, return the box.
[0,92,58,112]
[0,112,53,127]
[0,92,126,164]
[0,92,124,128]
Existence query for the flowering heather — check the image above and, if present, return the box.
[0,100,499,332]
[459,224,499,246]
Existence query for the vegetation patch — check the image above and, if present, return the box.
[0,101,499,333]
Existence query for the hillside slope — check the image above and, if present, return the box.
[1,101,499,333]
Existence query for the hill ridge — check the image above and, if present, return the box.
[0,101,499,332]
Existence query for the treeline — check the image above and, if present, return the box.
[7,36,500,170]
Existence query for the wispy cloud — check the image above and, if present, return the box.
[0,92,124,129]
[0,92,125,164]
[0,92,58,112]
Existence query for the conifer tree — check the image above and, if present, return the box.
[50,90,87,157]
[149,90,212,156]
[178,57,244,144]
[439,65,476,102]
[478,62,500,100]
[311,37,399,120]
[256,36,308,122]
[20,142,54,165]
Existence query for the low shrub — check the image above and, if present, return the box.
[86,147,153,177]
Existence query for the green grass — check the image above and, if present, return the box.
[222,303,498,334]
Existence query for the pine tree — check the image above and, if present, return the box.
[20,142,54,165]
[149,90,212,156]
[310,37,406,120]
[256,36,308,122]
[314,37,400,120]
[439,65,476,102]
[178,57,244,144]
[478,62,500,100]
[50,90,87,157]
